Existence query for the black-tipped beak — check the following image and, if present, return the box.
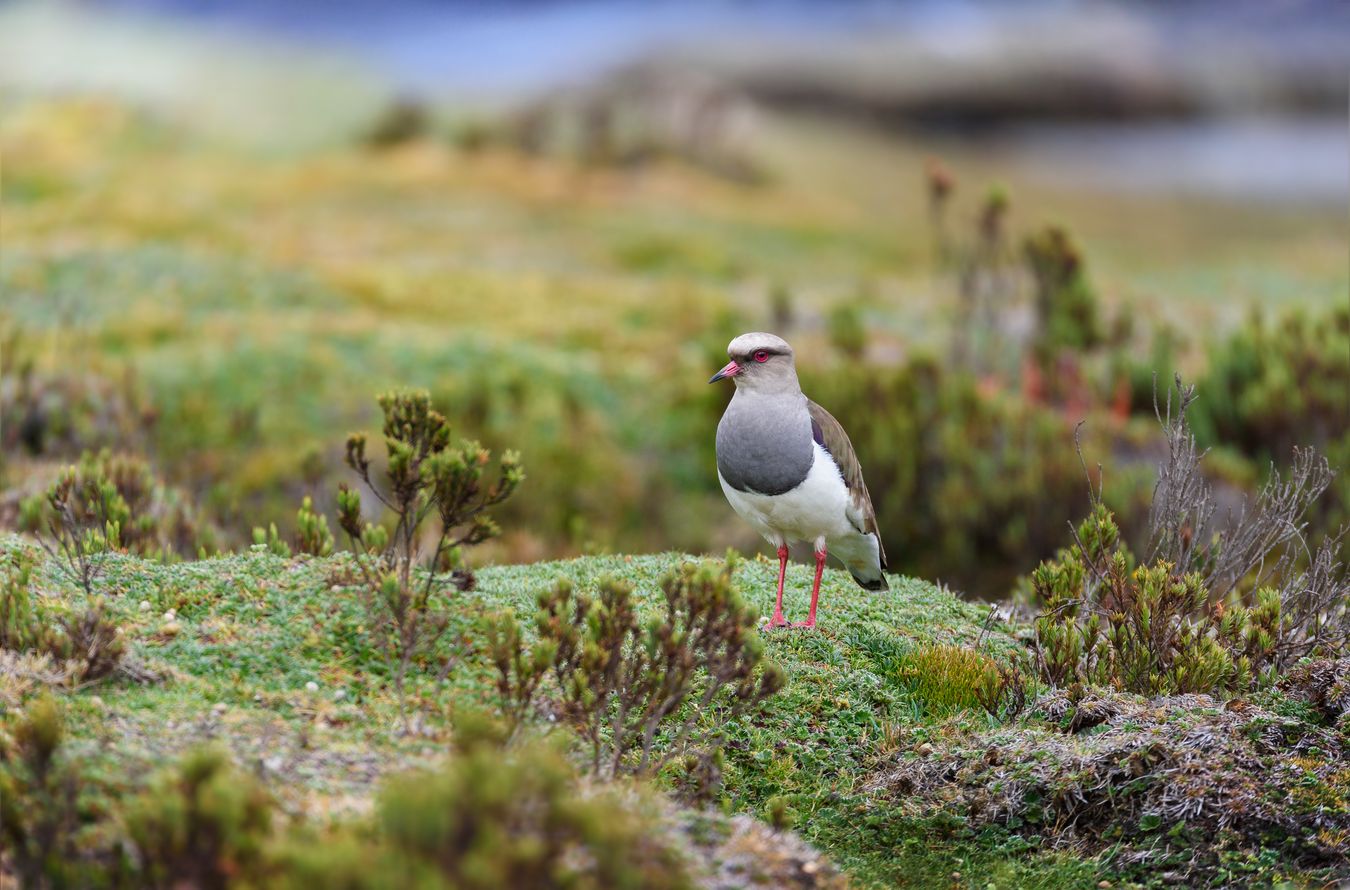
[709,360,740,383]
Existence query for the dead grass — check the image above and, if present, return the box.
[868,678,1350,880]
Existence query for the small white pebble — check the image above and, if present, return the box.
[305,681,319,693]
[138,601,151,612]
[333,689,346,701]
[163,609,176,621]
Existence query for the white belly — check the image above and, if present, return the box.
[719,442,854,547]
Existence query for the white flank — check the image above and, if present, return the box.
[719,442,883,581]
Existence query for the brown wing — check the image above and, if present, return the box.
[807,399,887,569]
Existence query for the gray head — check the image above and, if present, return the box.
[708,332,801,394]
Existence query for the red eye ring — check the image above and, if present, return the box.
[753,350,769,363]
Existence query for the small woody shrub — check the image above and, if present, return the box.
[21,451,216,588]
[1030,378,1343,695]
[0,695,85,890]
[124,747,274,890]
[528,558,785,780]
[23,456,127,596]
[483,609,555,741]
[275,716,691,890]
[0,552,125,685]
[1024,224,1103,356]
[335,390,523,726]
[1030,503,1281,695]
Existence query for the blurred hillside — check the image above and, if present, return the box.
[1,0,1346,598]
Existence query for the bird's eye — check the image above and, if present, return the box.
[753,350,769,363]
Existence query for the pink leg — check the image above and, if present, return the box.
[767,544,789,628]
[793,547,826,629]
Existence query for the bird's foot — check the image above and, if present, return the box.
[763,614,789,630]
[790,619,816,630]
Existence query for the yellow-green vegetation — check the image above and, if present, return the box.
[882,643,1004,718]
[3,92,1346,599]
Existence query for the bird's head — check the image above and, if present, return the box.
[709,332,798,392]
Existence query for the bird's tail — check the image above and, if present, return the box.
[849,567,889,592]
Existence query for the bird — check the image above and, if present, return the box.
[709,332,887,629]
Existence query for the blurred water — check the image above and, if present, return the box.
[93,0,886,95]
[1001,116,1350,206]
[87,0,1350,99]
[6,0,1347,203]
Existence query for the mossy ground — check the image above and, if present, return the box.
[11,534,1342,887]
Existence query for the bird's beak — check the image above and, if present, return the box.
[708,360,740,383]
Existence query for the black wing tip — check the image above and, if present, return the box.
[852,573,889,592]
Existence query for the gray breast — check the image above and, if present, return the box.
[716,392,814,495]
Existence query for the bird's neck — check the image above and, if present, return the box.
[730,387,806,411]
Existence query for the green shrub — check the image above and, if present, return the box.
[250,496,332,559]
[294,495,333,557]
[1024,224,1103,355]
[1031,378,1345,696]
[826,301,866,359]
[1,550,44,653]
[0,695,128,888]
[429,345,635,552]
[483,608,556,741]
[1030,476,1341,696]
[535,558,784,779]
[802,357,1151,596]
[1121,308,1349,539]
[362,99,430,149]
[0,550,126,685]
[51,599,126,684]
[124,747,274,890]
[0,695,82,889]
[336,390,523,725]
[251,521,291,557]
[275,724,691,890]
[1030,504,1281,695]
[21,450,216,578]
[1191,306,1350,536]
[24,456,128,595]
[1189,307,1349,461]
[0,324,155,461]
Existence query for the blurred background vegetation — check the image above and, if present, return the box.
[1,0,1346,600]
